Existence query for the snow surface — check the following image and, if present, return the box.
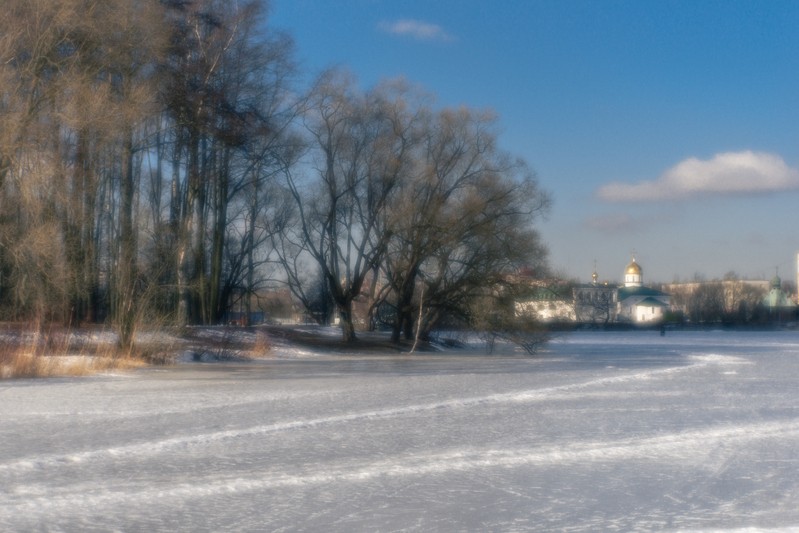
[2,329,799,532]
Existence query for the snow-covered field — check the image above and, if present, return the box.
[2,329,799,532]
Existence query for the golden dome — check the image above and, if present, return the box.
[625,259,642,275]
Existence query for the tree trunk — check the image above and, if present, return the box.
[192,135,209,324]
[391,265,419,343]
[244,170,258,324]
[117,129,137,351]
[65,128,88,326]
[339,299,357,342]
[208,147,228,323]
[177,128,200,326]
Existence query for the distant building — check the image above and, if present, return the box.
[515,281,576,323]
[574,258,670,325]
[518,256,671,325]
[763,272,795,321]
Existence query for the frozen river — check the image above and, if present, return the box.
[2,329,799,532]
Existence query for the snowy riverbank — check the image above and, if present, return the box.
[2,330,799,531]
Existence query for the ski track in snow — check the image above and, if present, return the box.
[4,418,799,516]
[0,353,742,476]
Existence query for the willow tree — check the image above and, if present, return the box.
[283,72,416,342]
[383,108,550,342]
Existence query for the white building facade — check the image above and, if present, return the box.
[616,258,671,323]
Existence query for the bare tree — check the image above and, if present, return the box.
[160,0,246,325]
[157,0,297,325]
[720,272,766,324]
[0,0,166,342]
[0,0,80,324]
[384,107,550,341]
[284,71,408,341]
[574,285,616,325]
[688,282,725,324]
[99,1,168,348]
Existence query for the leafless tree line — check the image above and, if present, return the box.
[0,0,549,346]
[666,275,779,325]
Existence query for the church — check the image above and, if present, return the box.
[573,257,671,325]
[762,271,795,321]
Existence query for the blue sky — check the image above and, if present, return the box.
[270,0,799,284]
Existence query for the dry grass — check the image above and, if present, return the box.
[0,326,148,379]
[252,330,272,357]
[0,323,275,378]
[0,350,146,379]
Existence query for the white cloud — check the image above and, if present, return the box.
[597,151,799,202]
[378,19,455,42]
